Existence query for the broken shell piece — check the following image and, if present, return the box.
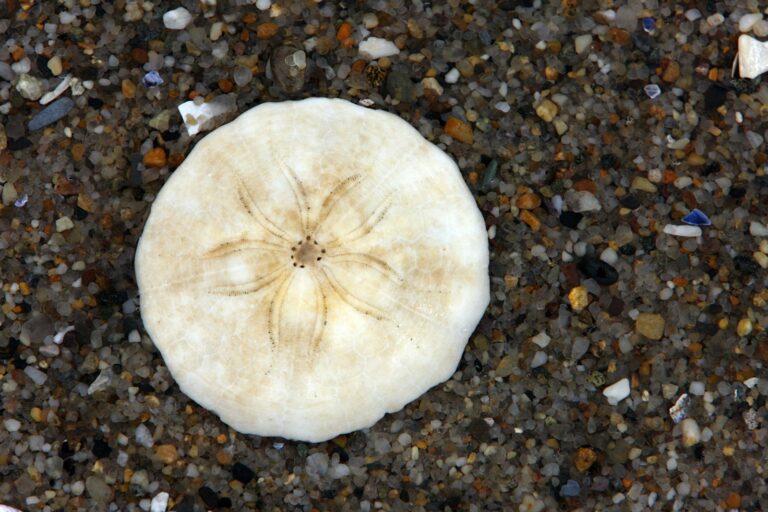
[738,34,768,79]
[177,94,237,136]
[136,98,490,442]
[669,393,690,424]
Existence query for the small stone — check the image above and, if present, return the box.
[749,221,768,236]
[85,475,112,504]
[495,355,516,378]
[16,73,43,100]
[135,424,154,448]
[0,123,6,151]
[599,247,618,266]
[386,71,415,103]
[530,351,548,368]
[444,117,474,144]
[753,251,768,269]
[574,447,597,472]
[680,418,701,447]
[1,183,17,205]
[519,210,540,231]
[603,378,631,405]
[143,148,167,168]
[270,46,306,94]
[27,97,75,131]
[574,34,592,54]
[47,56,63,76]
[121,79,136,98]
[560,479,581,497]
[635,313,665,340]
[150,492,170,512]
[531,331,551,348]
[663,224,701,237]
[662,60,680,82]
[568,286,589,312]
[739,13,763,33]
[631,176,657,193]
[163,7,193,30]
[4,418,21,432]
[257,22,279,39]
[669,393,690,423]
[535,99,558,122]
[362,13,379,29]
[445,68,460,84]
[55,216,74,232]
[737,318,753,337]
[559,211,583,229]
[359,37,400,59]
[682,209,711,226]
[566,190,601,212]
[516,192,541,210]
[154,444,178,464]
[23,366,47,385]
[577,256,618,286]
[232,462,255,484]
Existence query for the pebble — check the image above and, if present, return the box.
[644,83,661,99]
[85,475,111,504]
[28,97,75,131]
[177,94,237,136]
[47,56,63,76]
[15,73,43,100]
[445,68,460,84]
[737,318,753,337]
[568,286,589,312]
[530,351,548,368]
[680,418,701,447]
[162,7,193,30]
[749,221,768,236]
[270,46,306,94]
[603,378,631,405]
[55,216,74,232]
[154,444,178,464]
[574,34,592,54]
[2,183,17,206]
[386,71,415,103]
[559,211,583,229]
[535,99,558,122]
[560,479,581,497]
[739,13,763,33]
[358,37,400,59]
[150,492,169,512]
[682,209,711,226]
[689,381,705,396]
[635,313,665,340]
[4,418,21,432]
[566,190,601,212]
[0,123,6,151]
[531,331,551,348]
[577,256,618,286]
[599,247,618,266]
[23,366,47,385]
[663,224,701,237]
[669,393,690,423]
[495,355,516,378]
[574,447,597,472]
[444,117,474,144]
[135,424,154,448]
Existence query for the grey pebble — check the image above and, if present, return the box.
[27,97,75,131]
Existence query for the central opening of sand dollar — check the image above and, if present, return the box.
[291,236,325,268]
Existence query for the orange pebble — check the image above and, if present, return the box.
[336,22,353,42]
[444,117,474,144]
[257,22,279,39]
[143,147,167,168]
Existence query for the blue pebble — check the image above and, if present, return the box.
[642,17,656,33]
[682,208,711,226]
[142,70,164,87]
[560,479,581,497]
[27,97,75,131]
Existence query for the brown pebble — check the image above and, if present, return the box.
[215,449,233,465]
[662,60,680,82]
[574,447,597,472]
[519,210,541,231]
[444,117,474,144]
[154,444,178,464]
[516,192,541,210]
[77,193,96,213]
[143,147,167,168]
[130,48,148,65]
[71,143,86,161]
[217,79,234,92]
[121,79,136,99]
[573,179,597,193]
[257,22,279,39]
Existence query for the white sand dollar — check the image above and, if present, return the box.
[135,98,489,442]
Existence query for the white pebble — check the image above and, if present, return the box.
[689,381,705,396]
[750,221,768,236]
[603,378,630,405]
[739,13,763,33]
[567,190,601,212]
[531,331,551,348]
[574,34,592,54]
[162,7,193,30]
[706,13,724,27]
[70,480,85,496]
[150,492,169,512]
[358,37,400,59]
[4,418,21,432]
[256,0,271,10]
[599,247,618,265]
[663,224,701,237]
[530,351,548,368]
[680,418,701,446]
[135,424,154,448]
[56,216,75,232]
[445,68,460,84]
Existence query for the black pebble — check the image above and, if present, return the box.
[8,138,33,151]
[198,487,219,508]
[704,84,727,112]
[87,96,104,109]
[618,244,635,256]
[559,211,583,229]
[729,186,746,199]
[92,437,112,458]
[218,497,232,508]
[467,417,491,443]
[733,255,758,275]
[619,194,641,209]
[73,205,88,220]
[577,256,618,286]
[232,462,254,484]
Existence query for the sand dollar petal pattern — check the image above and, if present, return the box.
[135,98,490,442]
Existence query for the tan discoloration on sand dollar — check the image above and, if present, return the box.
[135,98,489,442]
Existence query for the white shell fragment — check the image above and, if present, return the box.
[663,224,702,237]
[177,95,237,136]
[603,378,631,405]
[136,98,490,442]
[358,37,401,59]
[738,34,768,79]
